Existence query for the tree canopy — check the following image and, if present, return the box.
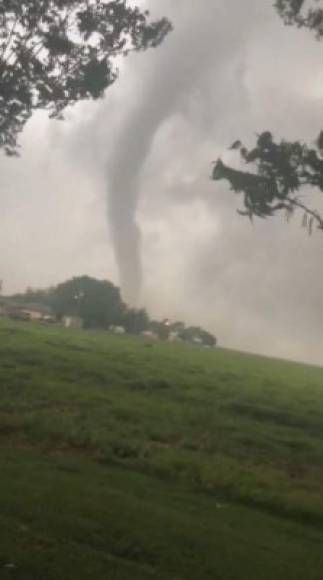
[0,0,171,155]
[275,0,323,38]
[212,0,323,233]
[213,132,323,233]
[52,275,124,328]
[121,307,149,334]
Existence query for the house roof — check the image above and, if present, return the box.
[0,299,52,315]
[21,303,52,315]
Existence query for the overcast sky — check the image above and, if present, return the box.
[2,0,323,365]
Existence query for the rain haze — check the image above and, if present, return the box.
[1,0,323,364]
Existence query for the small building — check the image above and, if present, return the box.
[141,330,158,340]
[21,307,46,321]
[63,316,83,329]
[0,301,54,322]
[110,325,125,335]
[4,305,30,321]
[42,314,56,324]
[0,298,56,324]
[168,331,182,343]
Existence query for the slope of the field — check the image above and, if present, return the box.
[1,317,323,579]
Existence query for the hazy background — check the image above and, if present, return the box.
[1,0,323,364]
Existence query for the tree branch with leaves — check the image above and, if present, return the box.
[275,0,323,38]
[212,0,323,234]
[213,132,323,233]
[0,0,171,155]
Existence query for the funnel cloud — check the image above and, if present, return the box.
[107,0,260,304]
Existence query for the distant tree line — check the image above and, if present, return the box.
[9,275,217,346]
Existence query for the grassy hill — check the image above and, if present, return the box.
[1,317,323,579]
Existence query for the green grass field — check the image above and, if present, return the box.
[1,317,323,579]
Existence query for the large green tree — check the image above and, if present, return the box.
[122,306,149,334]
[52,275,124,328]
[212,0,323,233]
[0,0,171,155]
